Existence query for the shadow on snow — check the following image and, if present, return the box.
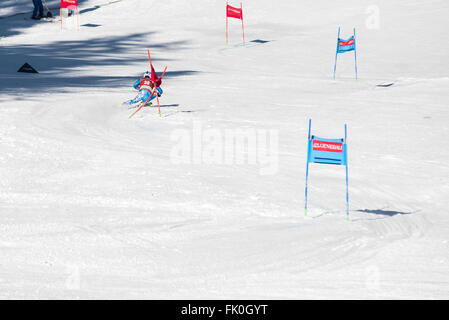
[0,32,198,96]
[356,209,413,217]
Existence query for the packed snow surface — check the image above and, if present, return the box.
[0,0,448,298]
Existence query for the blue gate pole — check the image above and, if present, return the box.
[345,124,349,220]
[304,119,312,216]
[353,28,358,80]
[333,27,340,80]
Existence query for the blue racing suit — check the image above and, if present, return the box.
[123,78,163,106]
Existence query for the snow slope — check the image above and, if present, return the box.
[0,0,448,299]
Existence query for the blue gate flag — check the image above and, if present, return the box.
[337,36,355,53]
[333,27,358,80]
[304,119,350,220]
[307,136,347,165]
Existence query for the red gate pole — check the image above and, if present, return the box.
[76,6,79,31]
[241,2,245,46]
[155,66,167,117]
[147,49,152,66]
[226,2,228,45]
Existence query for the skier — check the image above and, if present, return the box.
[122,71,163,107]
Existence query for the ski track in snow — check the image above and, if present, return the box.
[0,0,448,298]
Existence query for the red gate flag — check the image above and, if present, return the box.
[147,49,162,88]
[60,0,79,30]
[226,4,243,20]
[151,64,162,88]
[61,0,77,9]
[226,2,245,45]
